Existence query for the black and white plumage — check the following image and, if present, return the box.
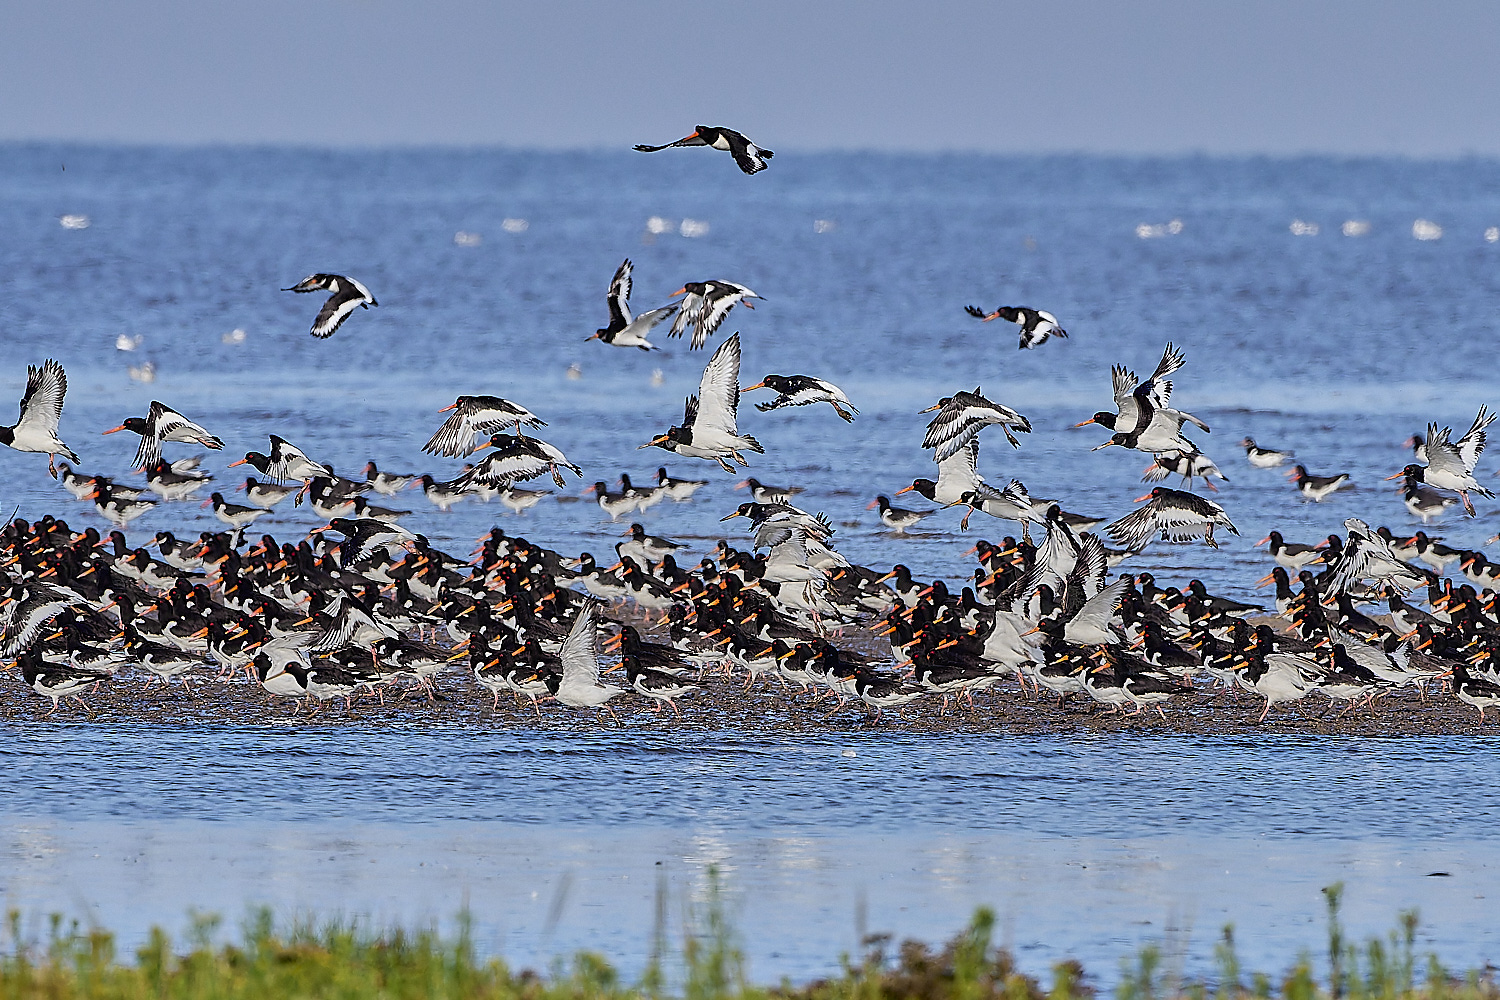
[1075,344,1201,440]
[1322,518,1433,596]
[204,492,269,530]
[91,481,157,527]
[742,374,858,422]
[1406,407,1495,516]
[668,281,762,350]
[143,460,211,501]
[735,477,804,504]
[623,653,700,715]
[634,125,774,175]
[657,467,708,501]
[364,461,415,495]
[586,259,677,351]
[238,476,299,509]
[1240,437,1294,468]
[455,433,582,490]
[1390,465,1461,523]
[0,359,78,477]
[1287,465,1352,502]
[423,395,547,458]
[868,495,930,534]
[641,334,763,473]
[316,516,418,568]
[920,388,1031,459]
[1142,449,1228,491]
[1105,487,1238,550]
[964,305,1068,349]
[19,652,110,713]
[228,435,330,484]
[102,400,223,471]
[554,600,626,711]
[283,273,377,338]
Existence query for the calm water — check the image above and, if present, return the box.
[2,146,1500,977]
[2,727,1498,980]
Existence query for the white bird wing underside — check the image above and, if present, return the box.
[15,359,67,440]
[1068,575,1128,634]
[1105,501,1212,548]
[310,286,366,338]
[692,334,742,437]
[559,601,602,686]
[934,442,983,495]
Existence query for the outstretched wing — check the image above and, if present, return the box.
[669,290,706,339]
[1456,405,1494,473]
[690,284,754,350]
[607,259,633,327]
[1140,343,1186,406]
[693,334,742,437]
[424,412,480,458]
[558,600,601,685]
[310,285,366,338]
[15,359,67,438]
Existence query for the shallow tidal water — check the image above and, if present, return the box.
[2,146,1500,979]
[3,727,1497,982]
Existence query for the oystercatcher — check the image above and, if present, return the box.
[102,401,222,471]
[634,125,774,175]
[742,374,858,422]
[1288,465,1352,502]
[657,467,708,501]
[424,395,546,458]
[0,359,79,478]
[587,259,677,350]
[456,433,581,490]
[668,281,762,350]
[640,334,762,472]
[1105,487,1238,549]
[1240,437,1294,467]
[963,305,1068,349]
[283,273,377,338]
[920,388,1031,458]
[867,495,929,534]
[1395,407,1495,516]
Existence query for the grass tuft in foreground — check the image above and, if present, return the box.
[0,882,1495,1000]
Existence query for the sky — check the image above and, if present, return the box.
[3,0,1499,156]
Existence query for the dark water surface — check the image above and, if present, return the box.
[2,146,1500,978]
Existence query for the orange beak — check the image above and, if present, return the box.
[101,425,128,435]
[1073,416,1098,428]
[227,458,248,468]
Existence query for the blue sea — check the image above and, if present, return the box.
[2,145,1499,981]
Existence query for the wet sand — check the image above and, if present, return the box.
[2,615,1487,736]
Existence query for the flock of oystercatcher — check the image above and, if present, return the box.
[4,127,1500,726]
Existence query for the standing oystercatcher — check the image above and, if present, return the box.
[634,125,774,175]
[1287,464,1352,502]
[283,273,377,338]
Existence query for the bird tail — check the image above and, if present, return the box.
[740,436,764,454]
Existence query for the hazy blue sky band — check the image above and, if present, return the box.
[4,1,1499,155]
